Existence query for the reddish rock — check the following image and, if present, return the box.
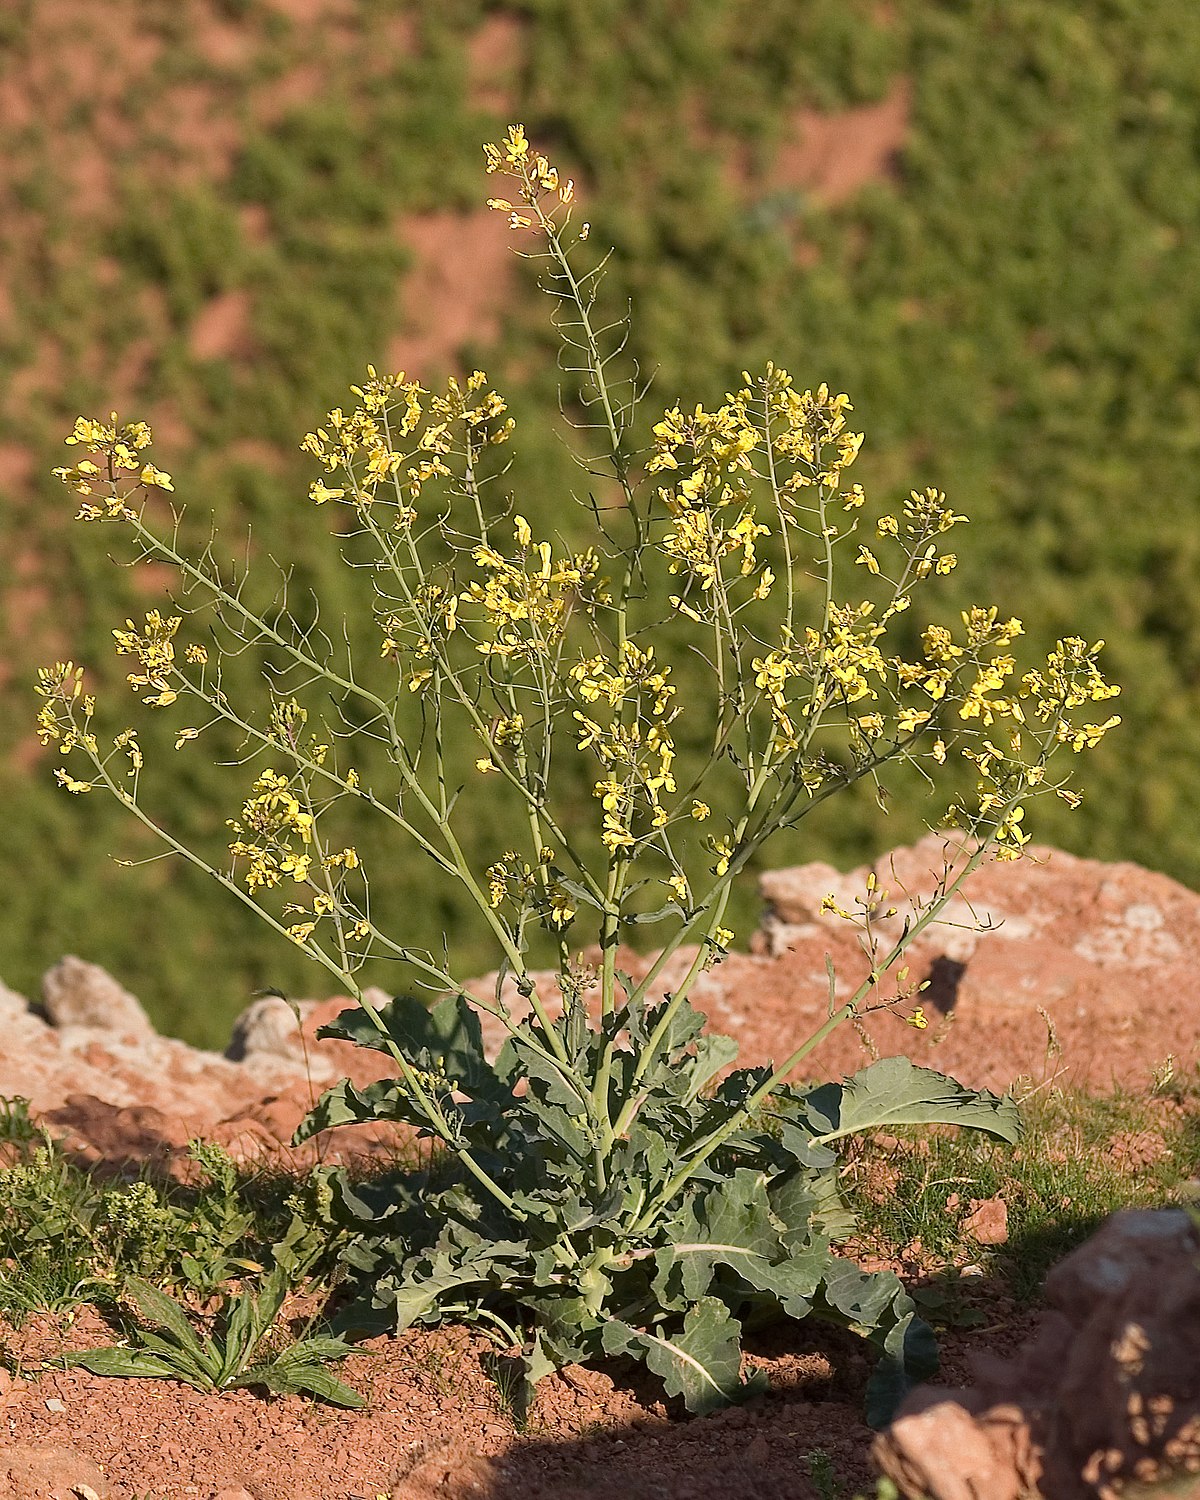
[4,837,1200,1169]
[0,1442,111,1499]
[874,1391,1023,1500]
[874,1209,1200,1500]
[962,1196,1009,1246]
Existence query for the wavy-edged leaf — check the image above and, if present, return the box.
[602,1297,759,1415]
[389,1267,484,1332]
[317,993,504,1101]
[293,1077,403,1144]
[815,1258,939,1427]
[794,1057,1021,1147]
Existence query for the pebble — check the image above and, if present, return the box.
[44,1397,66,1413]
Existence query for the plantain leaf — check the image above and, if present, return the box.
[66,1346,184,1382]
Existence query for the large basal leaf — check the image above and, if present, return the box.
[863,1309,940,1430]
[733,1238,832,1320]
[792,1057,1022,1147]
[388,1265,485,1331]
[816,1258,940,1427]
[602,1297,762,1415]
[655,1170,782,1305]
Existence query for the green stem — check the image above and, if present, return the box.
[627,814,1014,1236]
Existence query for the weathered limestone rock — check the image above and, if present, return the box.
[41,955,155,1042]
[874,1209,1200,1500]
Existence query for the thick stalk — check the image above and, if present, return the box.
[627,810,1017,1236]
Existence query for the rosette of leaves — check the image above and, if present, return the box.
[300,990,1018,1424]
[69,1262,365,1408]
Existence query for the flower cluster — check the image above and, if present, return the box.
[483,125,577,232]
[571,642,680,852]
[486,848,576,931]
[112,611,183,708]
[463,522,605,664]
[227,769,316,891]
[53,415,174,521]
[302,368,512,518]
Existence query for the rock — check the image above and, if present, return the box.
[225,989,394,1088]
[0,979,29,1018]
[43,1095,194,1176]
[873,1391,1022,1500]
[6,837,1200,1169]
[41,956,155,1043]
[390,1444,500,1499]
[874,1208,1200,1499]
[225,993,314,1063]
[962,1196,1008,1246]
[0,1442,111,1499]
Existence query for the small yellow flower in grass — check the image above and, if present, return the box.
[668,872,689,902]
[690,801,710,820]
[476,758,497,773]
[907,1007,929,1030]
[174,727,200,750]
[713,927,734,950]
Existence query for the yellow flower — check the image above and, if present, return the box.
[907,1007,929,1030]
[54,769,93,794]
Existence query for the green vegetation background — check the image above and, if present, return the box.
[1,0,1196,1046]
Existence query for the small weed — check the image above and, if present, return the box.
[67,1262,365,1407]
[0,1096,36,1145]
[806,1448,846,1500]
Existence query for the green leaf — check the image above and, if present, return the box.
[278,1335,361,1364]
[815,1259,939,1427]
[317,993,506,1105]
[66,1346,184,1382]
[602,1297,758,1415]
[683,1034,739,1102]
[389,1268,483,1332]
[796,1058,1022,1147]
[123,1278,203,1352]
[293,1077,400,1143]
[237,1360,366,1408]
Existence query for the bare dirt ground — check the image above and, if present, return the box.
[1,1294,1043,1500]
[2,839,1199,1498]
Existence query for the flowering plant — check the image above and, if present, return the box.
[41,126,1118,1420]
